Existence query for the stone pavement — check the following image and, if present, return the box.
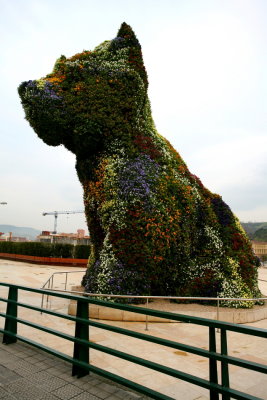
[0,335,151,400]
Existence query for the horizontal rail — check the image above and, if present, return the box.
[45,287,267,302]
[48,270,86,275]
[1,311,266,375]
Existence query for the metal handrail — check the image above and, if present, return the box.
[44,288,267,301]
[0,281,266,400]
[41,270,267,312]
[41,270,86,290]
[40,270,85,310]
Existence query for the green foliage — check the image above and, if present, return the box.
[0,241,51,256]
[51,243,73,258]
[0,241,89,259]
[252,228,267,242]
[18,23,261,307]
[74,245,91,259]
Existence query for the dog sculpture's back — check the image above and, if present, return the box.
[19,23,260,304]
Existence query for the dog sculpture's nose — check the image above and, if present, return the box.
[18,80,35,97]
[18,81,27,96]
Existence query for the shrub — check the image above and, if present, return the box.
[74,245,90,259]
[0,241,90,259]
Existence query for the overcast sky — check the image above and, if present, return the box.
[0,0,266,234]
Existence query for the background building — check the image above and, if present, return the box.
[0,232,28,242]
[251,240,267,264]
[37,229,90,245]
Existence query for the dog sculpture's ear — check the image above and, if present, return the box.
[109,22,148,89]
[117,22,141,47]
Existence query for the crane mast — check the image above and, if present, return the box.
[42,210,84,234]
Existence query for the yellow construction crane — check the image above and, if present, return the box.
[42,210,84,234]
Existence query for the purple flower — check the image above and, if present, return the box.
[25,80,62,101]
[118,155,160,205]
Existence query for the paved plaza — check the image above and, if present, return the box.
[0,336,150,400]
[0,260,267,399]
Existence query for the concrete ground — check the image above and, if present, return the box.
[0,259,266,400]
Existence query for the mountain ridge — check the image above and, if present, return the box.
[0,225,41,240]
[241,222,267,238]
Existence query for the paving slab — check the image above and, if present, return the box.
[0,336,151,400]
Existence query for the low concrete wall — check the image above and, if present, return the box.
[69,302,175,322]
[68,286,267,324]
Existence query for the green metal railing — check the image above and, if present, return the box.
[0,282,266,400]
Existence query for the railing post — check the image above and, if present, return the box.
[3,286,18,345]
[216,299,220,333]
[72,298,89,378]
[221,328,230,400]
[145,298,149,331]
[65,272,68,290]
[209,327,219,400]
[41,293,44,312]
[46,278,51,308]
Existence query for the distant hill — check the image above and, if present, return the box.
[241,222,267,239]
[0,225,41,240]
[252,227,267,242]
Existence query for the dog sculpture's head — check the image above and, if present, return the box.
[18,23,148,159]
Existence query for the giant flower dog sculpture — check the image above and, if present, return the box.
[19,23,261,306]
